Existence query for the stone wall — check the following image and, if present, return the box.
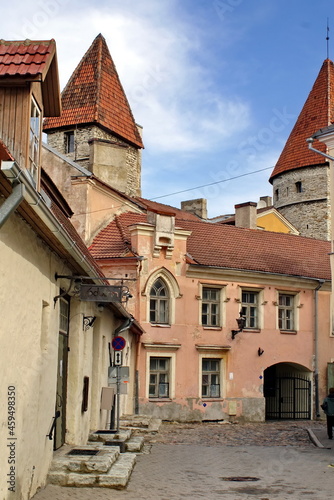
[272,165,331,240]
[45,125,141,197]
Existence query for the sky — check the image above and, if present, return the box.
[1,0,333,217]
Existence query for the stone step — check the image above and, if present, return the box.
[120,415,162,432]
[48,448,136,489]
[125,435,145,452]
[98,453,136,489]
[49,445,119,474]
[89,429,132,443]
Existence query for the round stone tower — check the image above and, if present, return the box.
[270,59,334,241]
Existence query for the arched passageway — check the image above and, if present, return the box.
[264,363,312,420]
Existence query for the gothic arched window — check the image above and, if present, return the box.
[150,278,169,324]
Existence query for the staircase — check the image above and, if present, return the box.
[47,416,161,489]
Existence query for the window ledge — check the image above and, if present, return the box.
[151,324,171,328]
[201,399,224,402]
[149,398,172,402]
[280,330,297,335]
[203,326,222,331]
[143,342,181,351]
[243,328,261,333]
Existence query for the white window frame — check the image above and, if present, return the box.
[146,352,176,400]
[199,353,225,400]
[277,291,298,332]
[29,95,41,186]
[144,269,181,326]
[199,284,225,328]
[149,278,170,325]
[240,288,263,330]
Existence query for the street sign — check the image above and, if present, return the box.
[80,284,122,303]
[114,351,123,366]
[112,336,126,351]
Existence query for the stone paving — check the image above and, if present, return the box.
[32,420,334,500]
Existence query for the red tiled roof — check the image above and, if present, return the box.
[270,59,334,182]
[136,197,201,220]
[0,39,56,77]
[89,213,147,259]
[0,139,14,161]
[43,34,143,149]
[0,39,61,116]
[90,212,331,280]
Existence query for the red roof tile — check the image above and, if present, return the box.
[136,197,201,220]
[0,39,56,78]
[90,211,331,280]
[43,34,143,149]
[0,139,14,161]
[89,213,147,259]
[270,59,334,182]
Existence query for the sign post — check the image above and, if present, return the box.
[111,336,126,432]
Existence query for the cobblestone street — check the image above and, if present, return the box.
[33,420,334,500]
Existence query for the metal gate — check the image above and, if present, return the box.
[265,374,311,420]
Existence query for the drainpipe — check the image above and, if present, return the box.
[314,280,325,418]
[0,183,25,228]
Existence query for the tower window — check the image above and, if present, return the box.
[65,131,75,153]
[295,181,302,193]
[275,189,279,201]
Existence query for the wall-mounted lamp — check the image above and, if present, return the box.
[258,347,264,356]
[122,287,133,302]
[231,312,246,340]
[83,316,96,331]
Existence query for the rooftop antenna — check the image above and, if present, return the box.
[327,18,330,59]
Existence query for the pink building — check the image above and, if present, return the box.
[89,199,332,422]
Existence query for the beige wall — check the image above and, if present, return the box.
[0,207,136,499]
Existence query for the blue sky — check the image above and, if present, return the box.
[2,0,333,217]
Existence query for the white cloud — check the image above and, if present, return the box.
[2,0,253,156]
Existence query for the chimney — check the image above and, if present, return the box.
[259,195,272,207]
[181,198,207,219]
[235,202,257,229]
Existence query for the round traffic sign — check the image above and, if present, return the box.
[112,336,126,351]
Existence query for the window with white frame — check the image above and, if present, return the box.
[278,293,295,330]
[29,96,41,185]
[241,290,259,328]
[149,357,170,398]
[202,358,220,398]
[150,278,170,324]
[202,287,220,326]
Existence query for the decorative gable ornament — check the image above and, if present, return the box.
[147,211,175,259]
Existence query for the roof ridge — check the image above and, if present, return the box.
[115,214,130,246]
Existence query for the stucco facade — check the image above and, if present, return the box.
[95,213,332,423]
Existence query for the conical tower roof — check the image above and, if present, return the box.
[43,34,143,149]
[270,59,334,182]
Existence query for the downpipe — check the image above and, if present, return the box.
[0,183,25,228]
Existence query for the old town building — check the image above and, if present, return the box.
[41,35,334,425]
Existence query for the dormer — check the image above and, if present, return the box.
[147,209,176,259]
[0,39,61,189]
